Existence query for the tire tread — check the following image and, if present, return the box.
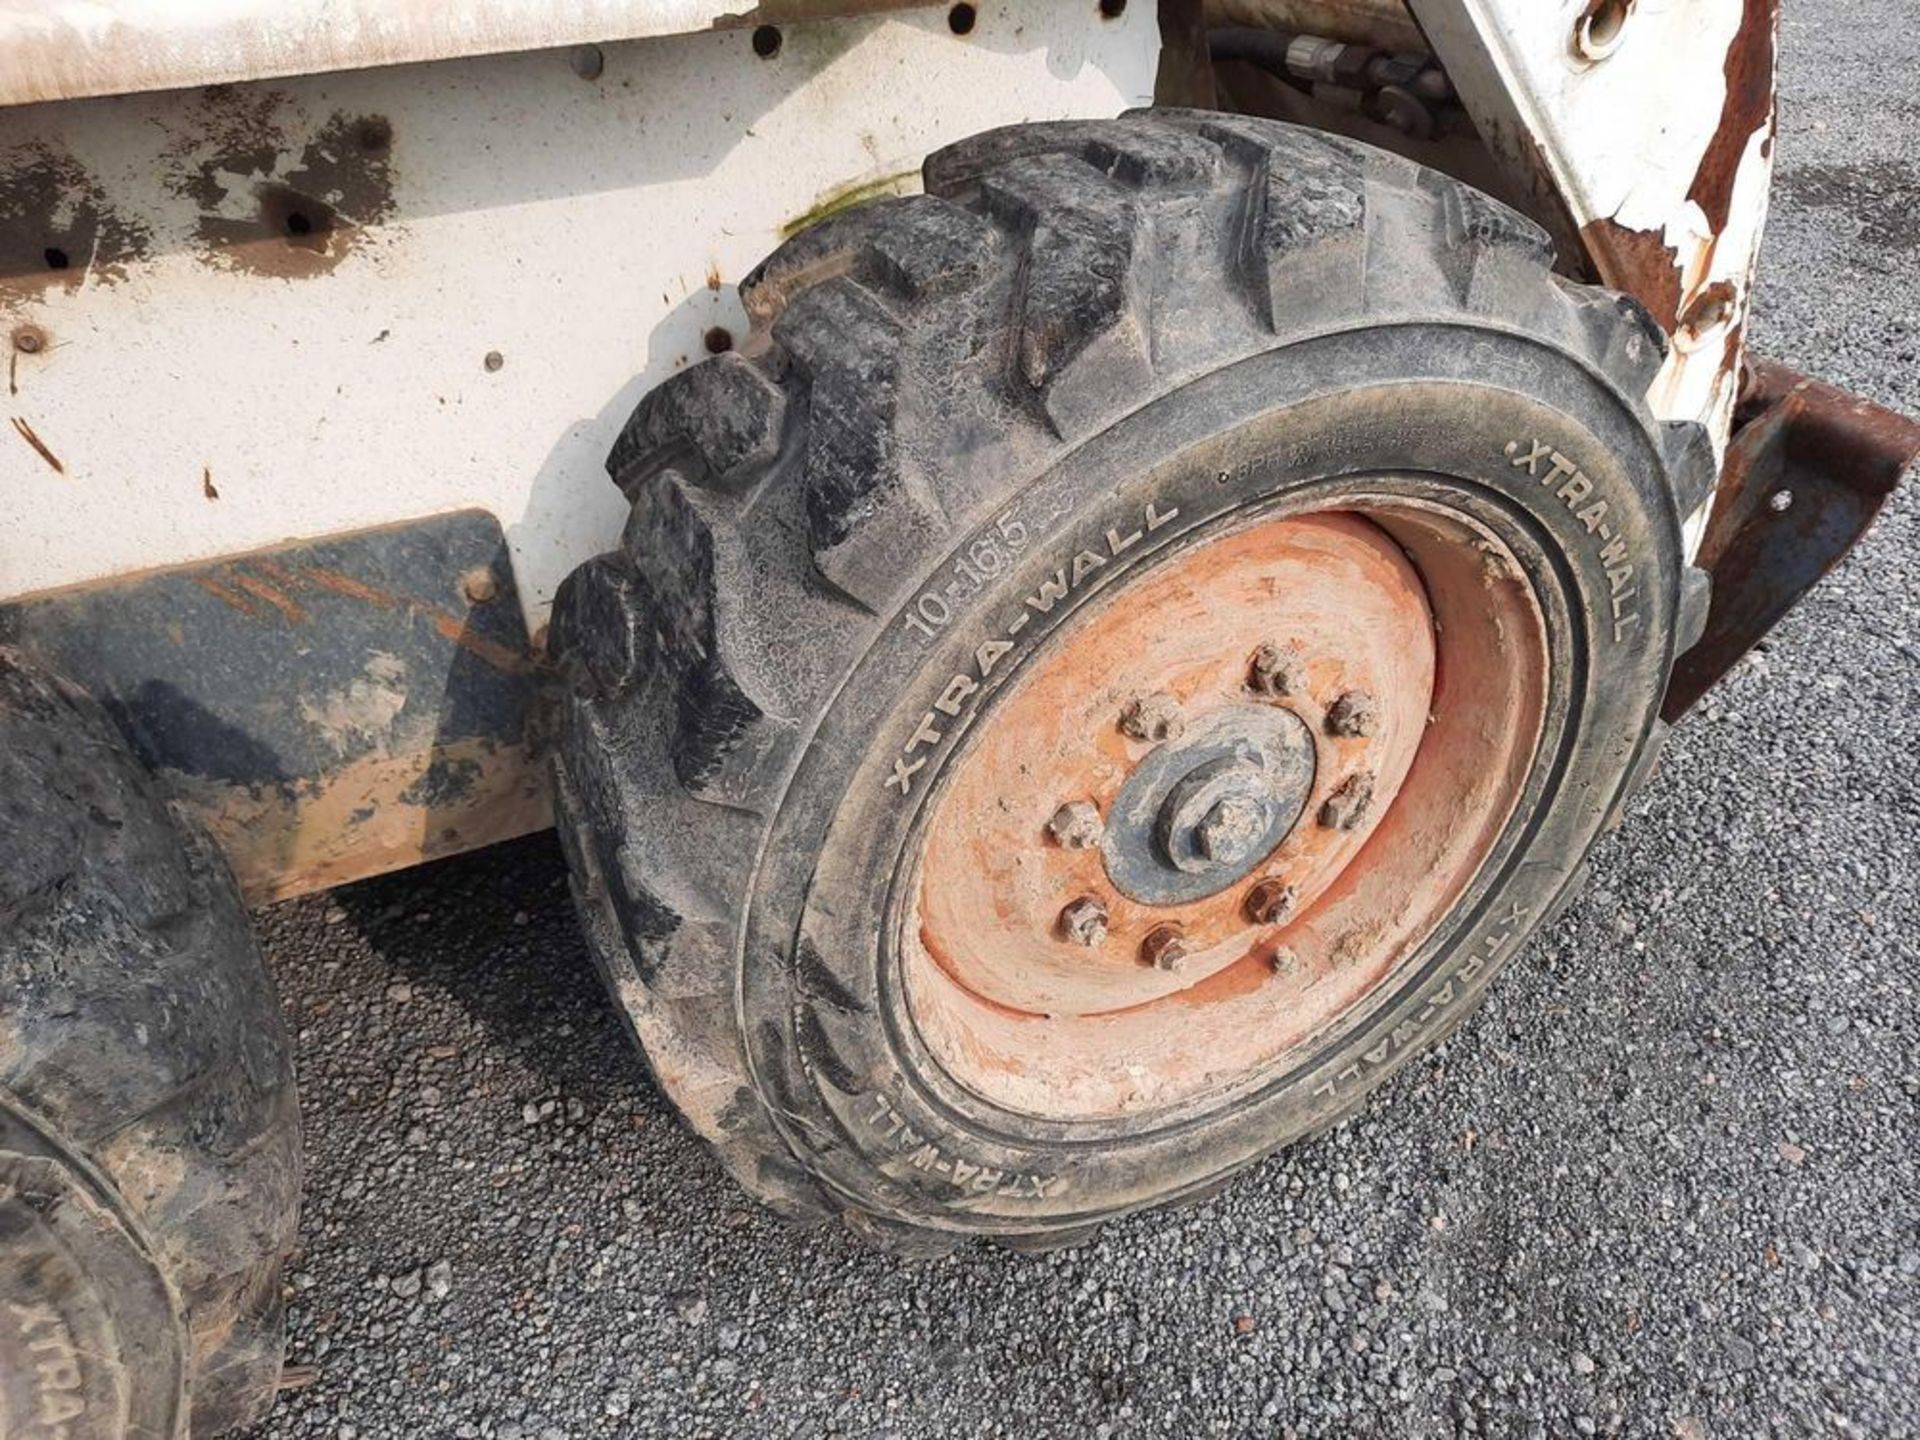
[550,115,1715,1253]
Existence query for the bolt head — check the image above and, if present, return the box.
[1139,924,1189,972]
[1046,800,1104,850]
[1318,771,1377,831]
[1194,792,1267,865]
[1248,642,1305,698]
[1244,877,1298,926]
[1325,690,1379,738]
[1058,896,1109,947]
[462,568,500,605]
[1119,692,1185,743]
[1269,944,1302,976]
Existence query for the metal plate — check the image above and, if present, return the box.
[0,2,929,108]
[1408,0,1778,495]
[0,511,547,902]
[1663,360,1920,720]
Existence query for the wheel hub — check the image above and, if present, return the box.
[1105,704,1315,902]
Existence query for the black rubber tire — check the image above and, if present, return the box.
[0,649,300,1438]
[548,113,1713,1251]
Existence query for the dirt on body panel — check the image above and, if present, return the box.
[173,732,551,905]
[1,84,399,308]
[185,104,398,279]
[0,140,152,293]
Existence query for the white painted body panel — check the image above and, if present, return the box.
[0,4,1159,628]
[1410,0,1776,546]
[0,0,911,107]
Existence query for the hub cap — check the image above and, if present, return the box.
[1105,704,1315,902]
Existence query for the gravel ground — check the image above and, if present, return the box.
[245,11,1918,1439]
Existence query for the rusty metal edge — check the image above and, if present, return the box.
[1662,358,1920,721]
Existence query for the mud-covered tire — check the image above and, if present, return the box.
[549,113,1712,1250]
[0,649,300,1438]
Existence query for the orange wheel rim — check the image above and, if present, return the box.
[903,499,1550,1121]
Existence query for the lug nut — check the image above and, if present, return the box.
[1046,800,1104,850]
[1195,792,1266,865]
[1119,692,1185,743]
[1269,944,1301,977]
[1244,877,1298,926]
[1139,924,1189,972]
[1318,771,1376,831]
[1058,896,1110,947]
[1325,690,1379,738]
[1248,641,1305,698]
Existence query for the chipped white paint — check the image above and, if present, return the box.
[1409,0,1776,533]
[0,1,921,107]
[0,4,1158,627]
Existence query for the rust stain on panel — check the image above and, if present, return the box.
[297,564,535,675]
[299,564,399,608]
[190,556,540,676]
[1689,0,1776,234]
[1568,0,1774,397]
[191,574,260,617]
[425,613,538,676]
[1580,217,1682,332]
[1678,279,1738,340]
[226,570,309,625]
[9,415,63,473]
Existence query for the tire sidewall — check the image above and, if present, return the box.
[744,322,1683,1230]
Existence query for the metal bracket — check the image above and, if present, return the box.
[1662,360,1920,720]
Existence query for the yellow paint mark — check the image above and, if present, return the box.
[780,169,918,238]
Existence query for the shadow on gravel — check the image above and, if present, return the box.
[306,830,658,1110]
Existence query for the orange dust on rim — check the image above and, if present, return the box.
[904,501,1550,1120]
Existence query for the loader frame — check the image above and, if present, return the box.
[0,0,1911,900]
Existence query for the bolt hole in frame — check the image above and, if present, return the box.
[1574,0,1634,61]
